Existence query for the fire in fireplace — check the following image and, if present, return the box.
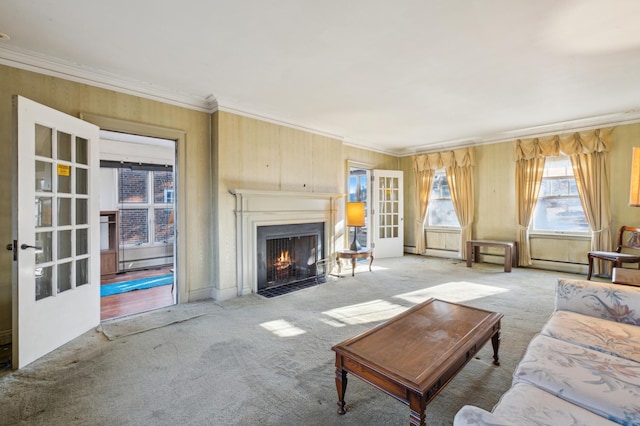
[257,223,324,290]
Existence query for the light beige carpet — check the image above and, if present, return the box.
[0,255,592,425]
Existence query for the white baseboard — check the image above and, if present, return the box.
[211,286,239,301]
[186,287,214,302]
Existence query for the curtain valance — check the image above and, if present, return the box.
[514,128,614,160]
[414,147,475,172]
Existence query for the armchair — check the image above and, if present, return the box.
[587,225,640,280]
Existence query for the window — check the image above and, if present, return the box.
[348,167,368,247]
[427,170,460,227]
[532,156,588,233]
[118,169,174,245]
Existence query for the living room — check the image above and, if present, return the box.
[2,1,640,423]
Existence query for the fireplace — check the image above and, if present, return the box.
[230,189,343,297]
[257,223,324,290]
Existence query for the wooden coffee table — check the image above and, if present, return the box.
[331,298,502,426]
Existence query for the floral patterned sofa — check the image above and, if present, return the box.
[454,278,640,426]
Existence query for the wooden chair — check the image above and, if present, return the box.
[587,226,640,280]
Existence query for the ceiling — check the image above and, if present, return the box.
[2,0,640,155]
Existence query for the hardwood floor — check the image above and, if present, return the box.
[101,267,175,321]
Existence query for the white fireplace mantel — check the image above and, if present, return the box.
[230,189,345,296]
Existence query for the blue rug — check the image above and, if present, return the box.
[100,274,174,297]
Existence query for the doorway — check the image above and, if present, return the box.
[98,130,176,320]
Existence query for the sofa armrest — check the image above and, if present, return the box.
[556,278,640,325]
[453,406,515,426]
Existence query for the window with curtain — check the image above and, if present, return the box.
[532,156,588,233]
[427,169,460,228]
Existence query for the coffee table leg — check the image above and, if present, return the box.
[408,392,427,426]
[491,330,501,366]
[335,366,348,414]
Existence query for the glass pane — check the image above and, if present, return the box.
[36,196,53,228]
[428,199,460,227]
[120,209,149,245]
[58,197,71,226]
[430,172,451,198]
[76,258,88,286]
[533,196,589,232]
[76,137,88,165]
[155,209,174,243]
[58,165,71,193]
[35,231,52,264]
[57,131,72,161]
[57,261,72,293]
[58,230,72,259]
[76,198,87,224]
[35,266,53,300]
[76,168,88,195]
[119,169,148,203]
[154,171,174,203]
[76,228,88,255]
[35,161,53,192]
[35,124,52,158]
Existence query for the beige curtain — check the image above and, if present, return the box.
[514,128,613,266]
[414,148,475,258]
[515,156,545,266]
[569,129,612,274]
[413,155,435,254]
[446,149,474,259]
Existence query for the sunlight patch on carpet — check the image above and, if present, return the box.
[322,299,408,325]
[393,281,509,304]
[260,319,306,337]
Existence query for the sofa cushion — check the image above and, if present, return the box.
[454,405,516,425]
[556,278,640,325]
[491,382,618,426]
[542,310,640,363]
[514,334,640,425]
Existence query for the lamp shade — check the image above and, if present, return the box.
[346,202,366,227]
[631,147,640,207]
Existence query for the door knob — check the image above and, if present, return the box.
[20,243,43,251]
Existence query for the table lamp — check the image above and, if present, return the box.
[346,202,366,251]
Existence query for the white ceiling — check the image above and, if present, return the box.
[2,0,640,155]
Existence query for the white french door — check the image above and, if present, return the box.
[372,169,404,258]
[12,96,100,368]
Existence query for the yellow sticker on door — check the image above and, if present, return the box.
[57,164,70,176]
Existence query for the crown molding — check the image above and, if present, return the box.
[0,44,214,113]
[398,109,640,156]
[216,102,346,143]
[5,44,640,158]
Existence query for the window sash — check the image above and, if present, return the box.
[117,170,174,245]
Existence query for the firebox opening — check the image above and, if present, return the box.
[257,222,324,291]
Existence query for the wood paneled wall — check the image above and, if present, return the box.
[213,111,399,299]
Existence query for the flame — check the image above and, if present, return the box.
[278,250,290,263]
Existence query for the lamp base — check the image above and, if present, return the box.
[350,227,362,251]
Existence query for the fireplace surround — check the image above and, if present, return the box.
[231,189,344,296]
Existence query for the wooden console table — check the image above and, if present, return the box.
[466,240,517,273]
[336,249,373,276]
[332,298,502,425]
